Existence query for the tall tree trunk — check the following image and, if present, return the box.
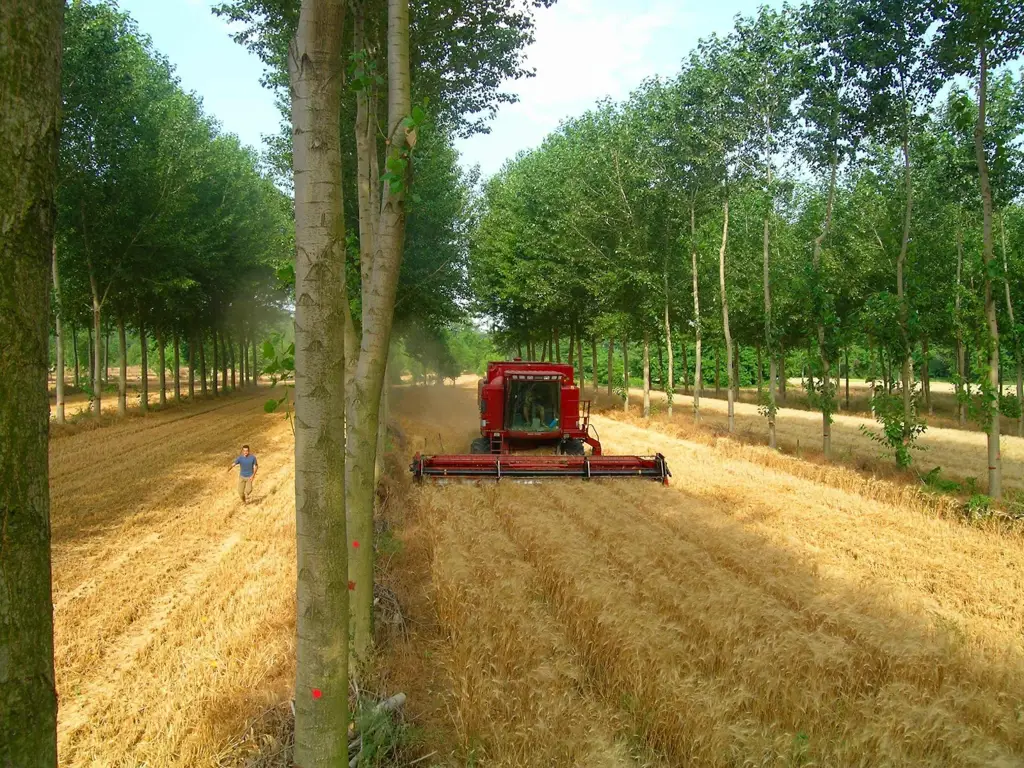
[719,198,735,433]
[220,332,228,392]
[1000,213,1022,436]
[0,2,62,759]
[922,336,932,416]
[347,0,412,668]
[157,329,167,406]
[622,333,629,413]
[642,333,651,418]
[104,327,110,385]
[87,323,94,389]
[71,320,79,389]
[52,243,65,424]
[554,326,561,362]
[188,331,195,400]
[89,279,102,416]
[663,275,674,416]
[230,335,236,390]
[591,337,598,392]
[212,331,219,396]
[607,339,613,396]
[251,336,259,387]
[139,320,149,412]
[845,347,850,410]
[117,319,127,416]
[976,44,1001,498]
[690,196,702,422]
[897,130,914,448]
[813,156,837,457]
[764,199,777,452]
[241,331,248,387]
[567,327,575,367]
[199,333,208,397]
[173,332,181,403]
[954,222,966,424]
[289,0,349,761]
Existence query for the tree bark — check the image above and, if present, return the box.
[554,326,561,362]
[346,0,412,669]
[52,244,65,424]
[229,335,236,390]
[89,277,102,417]
[290,0,349,762]
[642,332,651,418]
[241,330,248,387]
[188,331,196,400]
[813,156,837,457]
[622,333,629,413]
[845,347,850,410]
[897,130,914,449]
[664,272,674,416]
[690,196,702,422]
[220,332,228,392]
[118,319,127,416]
[719,198,735,433]
[976,43,1001,497]
[922,336,931,416]
[779,350,786,401]
[200,332,208,397]
[104,327,110,385]
[139,320,149,412]
[251,336,259,387]
[1000,214,1022,436]
[173,332,181,403]
[591,337,598,392]
[212,331,219,397]
[72,321,79,389]
[156,329,167,406]
[0,3,62,760]
[567,327,575,367]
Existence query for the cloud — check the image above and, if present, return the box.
[456,0,695,175]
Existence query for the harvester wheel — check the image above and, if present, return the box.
[470,437,491,454]
[560,438,585,456]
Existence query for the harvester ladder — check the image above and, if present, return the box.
[490,433,503,454]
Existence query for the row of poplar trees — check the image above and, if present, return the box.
[471,0,1024,499]
[52,1,293,423]
[2,0,554,766]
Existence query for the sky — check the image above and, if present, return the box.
[119,0,783,178]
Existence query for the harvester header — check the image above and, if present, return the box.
[410,359,670,484]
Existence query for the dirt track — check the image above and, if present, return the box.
[394,383,1024,766]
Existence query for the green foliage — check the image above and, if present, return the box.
[261,331,294,429]
[860,387,928,467]
[964,494,994,521]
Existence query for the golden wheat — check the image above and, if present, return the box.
[392,383,1024,766]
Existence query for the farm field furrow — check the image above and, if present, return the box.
[393,384,1024,767]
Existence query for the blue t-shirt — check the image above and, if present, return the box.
[234,454,258,478]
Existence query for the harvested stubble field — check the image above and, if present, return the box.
[51,391,297,766]
[389,383,1024,766]
[52,381,1024,766]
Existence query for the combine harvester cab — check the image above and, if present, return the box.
[410,359,670,484]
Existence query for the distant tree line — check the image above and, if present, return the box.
[470,0,1024,495]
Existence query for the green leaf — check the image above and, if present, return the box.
[264,399,279,413]
[411,104,426,124]
[262,341,275,360]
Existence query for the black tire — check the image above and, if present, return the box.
[470,437,491,454]
[560,438,585,456]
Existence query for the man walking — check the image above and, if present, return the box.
[228,444,258,504]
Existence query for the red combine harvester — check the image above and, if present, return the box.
[410,359,670,484]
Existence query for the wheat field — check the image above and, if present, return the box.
[51,392,297,766]
[392,383,1024,767]
[48,382,1024,766]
